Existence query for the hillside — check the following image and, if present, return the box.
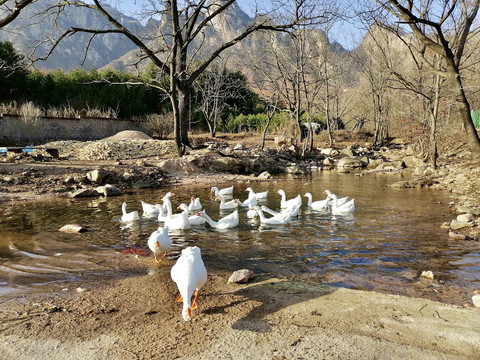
[0,1,346,73]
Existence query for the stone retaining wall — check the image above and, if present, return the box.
[0,114,142,145]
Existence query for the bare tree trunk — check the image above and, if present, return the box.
[170,60,185,156]
[177,84,191,149]
[262,101,277,150]
[429,73,440,169]
[373,0,480,158]
[451,75,480,154]
[324,55,333,147]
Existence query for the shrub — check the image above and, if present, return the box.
[19,101,43,125]
[225,112,289,133]
[136,113,174,139]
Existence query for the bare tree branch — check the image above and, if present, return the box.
[0,0,36,28]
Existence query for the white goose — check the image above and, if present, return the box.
[188,197,202,211]
[277,190,302,209]
[170,246,208,322]
[121,202,140,222]
[246,206,258,218]
[211,185,234,197]
[147,226,171,263]
[158,192,174,222]
[254,206,292,225]
[216,197,239,210]
[198,210,239,229]
[162,197,191,230]
[328,193,355,214]
[304,192,330,210]
[188,213,207,225]
[141,200,162,217]
[240,195,257,208]
[245,187,269,200]
[261,204,300,218]
[324,189,349,208]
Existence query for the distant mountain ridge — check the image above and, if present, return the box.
[0,1,347,72]
[0,1,142,70]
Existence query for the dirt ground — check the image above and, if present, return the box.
[1,131,480,359]
[0,259,478,360]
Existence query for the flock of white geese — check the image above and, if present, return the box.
[119,185,355,321]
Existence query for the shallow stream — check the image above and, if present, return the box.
[1,171,479,305]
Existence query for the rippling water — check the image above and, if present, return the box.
[1,171,479,304]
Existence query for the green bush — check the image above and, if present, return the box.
[224,112,289,133]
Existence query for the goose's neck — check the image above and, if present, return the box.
[256,208,266,221]
[306,195,312,207]
[201,212,218,227]
[122,203,127,214]
[164,198,173,217]
[331,195,338,208]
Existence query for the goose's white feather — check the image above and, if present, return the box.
[328,193,355,214]
[188,197,202,211]
[216,197,239,210]
[170,246,207,321]
[254,206,292,225]
[198,210,239,229]
[188,213,207,225]
[304,193,330,210]
[147,226,171,262]
[121,202,139,222]
[211,185,234,197]
[162,194,190,230]
[277,190,302,209]
[245,187,269,200]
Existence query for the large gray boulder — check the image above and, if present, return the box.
[336,156,366,169]
[285,164,308,174]
[86,169,110,184]
[375,160,406,171]
[402,155,424,168]
[210,156,244,174]
[95,184,123,196]
[248,159,263,173]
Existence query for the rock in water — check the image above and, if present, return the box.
[59,224,88,233]
[95,184,123,196]
[420,270,434,280]
[70,188,101,198]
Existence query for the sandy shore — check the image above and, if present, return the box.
[0,261,478,360]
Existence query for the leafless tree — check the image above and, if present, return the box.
[315,19,357,148]
[261,95,281,150]
[370,0,480,157]
[382,24,445,168]
[353,26,396,146]
[246,3,333,152]
[193,58,244,137]
[40,0,323,156]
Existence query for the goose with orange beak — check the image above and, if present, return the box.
[147,226,170,263]
[170,246,208,321]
